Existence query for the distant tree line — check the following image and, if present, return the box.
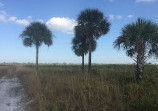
[20,8,158,82]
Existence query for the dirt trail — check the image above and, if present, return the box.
[0,76,27,111]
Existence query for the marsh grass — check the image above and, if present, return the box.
[0,65,17,78]
[1,64,158,111]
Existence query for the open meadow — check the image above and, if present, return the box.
[0,64,158,111]
[1,1,158,111]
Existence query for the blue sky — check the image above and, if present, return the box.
[0,0,158,64]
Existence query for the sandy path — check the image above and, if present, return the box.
[0,77,26,111]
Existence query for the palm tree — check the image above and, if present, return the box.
[72,34,96,73]
[20,22,53,74]
[114,18,158,82]
[77,9,110,75]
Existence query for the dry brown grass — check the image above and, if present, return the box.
[1,65,158,111]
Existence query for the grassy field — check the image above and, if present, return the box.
[0,64,158,111]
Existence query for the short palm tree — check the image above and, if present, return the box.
[77,9,110,74]
[114,18,158,82]
[72,33,96,73]
[20,22,53,74]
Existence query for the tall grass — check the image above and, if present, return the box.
[0,66,17,78]
[1,64,158,111]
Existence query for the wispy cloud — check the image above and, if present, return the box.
[15,19,30,26]
[0,11,7,22]
[0,11,6,15]
[136,0,157,3]
[109,14,123,20]
[36,19,44,23]
[0,2,3,7]
[127,15,134,18]
[0,2,43,26]
[0,14,6,22]
[116,15,122,19]
[109,0,115,2]
[46,17,77,34]
[8,16,17,22]
[8,15,30,26]
[109,14,114,20]
[109,14,134,20]
[27,16,32,19]
[1,12,43,26]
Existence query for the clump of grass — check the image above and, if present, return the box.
[0,66,17,78]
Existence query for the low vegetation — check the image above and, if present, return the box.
[1,64,157,111]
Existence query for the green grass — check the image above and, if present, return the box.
[1,64,158,111]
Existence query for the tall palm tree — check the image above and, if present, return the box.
[20,22,53,74]
[72,35,96,73]
[114,18,158,82]
[77,9,110,75]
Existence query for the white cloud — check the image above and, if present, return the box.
[0,10,7,22]
[16,19,30,26]
[136,0,157,2]
[109,14,133,20]
[27,16,32,19]
[127,15,134,18]
[109,14,114,20]
[0,14,6,22]
[0,11,6,15]
[8,16,17,22]
[109,0,115,2]
[46,17,77,34]
[8,17,30,26]
[0,3,30,26]
[0,2,3,7]
[36,19,44,23]
[117,15,122,19]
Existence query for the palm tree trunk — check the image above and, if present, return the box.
[82,54,84,73]
[36,45,39,75]
[136,48,145,82]
[136,42,146,82]
[136,59,144,82]
[88,39,92,75]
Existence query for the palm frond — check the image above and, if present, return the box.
[77,9,110,40]
[20,22,53,47]
[114,18,158,60]
[23,38,33,47]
